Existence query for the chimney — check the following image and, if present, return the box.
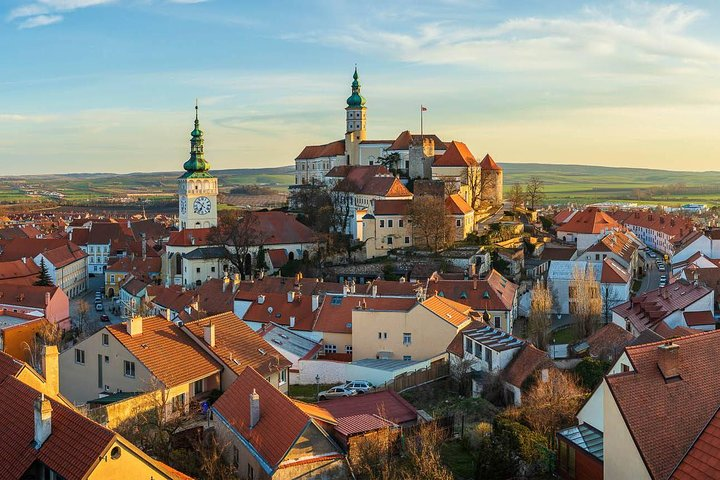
[541,368,549,383]
[222,274,230,292]
[287,291,295,303]
[203,322,215,347]
[694,271,699,286]
[34,393,52,449]
[658,342,680,380]
[289,316,296,328]
[44,292,50,306]
[141,233,147,260]
[259,269,265,280]
[257,294,265,304]
[473,278,478,291]
[232,273,241,293]
[342,283,349,297]
[249,389,260,428]
[311,294,320,312]
[21,257,26,264]
[41,345,59,395]
[127,316,143,337]
[372,284,378,298]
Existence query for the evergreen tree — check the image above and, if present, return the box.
[34,258,53,286]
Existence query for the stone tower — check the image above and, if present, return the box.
[409,136,435,180]
[178,103,218,230]
[345,67,366,166]
[479,154,503,205]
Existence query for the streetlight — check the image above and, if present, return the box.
[315,374,320,402]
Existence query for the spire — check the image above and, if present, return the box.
[346,66,366,108]
[182,101,210,175]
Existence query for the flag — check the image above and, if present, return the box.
[421,105,428,112]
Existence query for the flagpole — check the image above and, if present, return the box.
[420,105,424,140]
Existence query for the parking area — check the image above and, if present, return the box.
[70,275,125,330]
[639,250,669,293]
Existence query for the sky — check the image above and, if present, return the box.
[3,0,720,175]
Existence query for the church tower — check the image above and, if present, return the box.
[345,67,366,166]
[178,103,218,231]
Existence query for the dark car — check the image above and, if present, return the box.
[100,314,110,322]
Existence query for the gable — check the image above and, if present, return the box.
[281,421,342,465]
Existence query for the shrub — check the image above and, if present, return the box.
[574,357,611,390]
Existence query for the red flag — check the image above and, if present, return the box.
[421,105,427,111]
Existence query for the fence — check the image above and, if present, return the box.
[384,359,450,392]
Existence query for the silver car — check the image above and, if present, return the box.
[318,386,357,401]
[343,380,375,394]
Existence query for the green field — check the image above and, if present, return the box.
[1,163,719,206]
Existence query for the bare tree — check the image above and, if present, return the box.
[569,264,602,338]
[508,182,526,209]
[23,321,63,370]
[450,356,478,395]
[527,280,553,350]
[509,369,588,441]
[464,166,493,212]
[525,176,545,210]
[401,422,453,480]
[209,210,267,278]
[409,195,454,252]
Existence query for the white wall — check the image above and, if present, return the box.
[296,359,348,385]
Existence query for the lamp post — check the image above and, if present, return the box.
[315,374,320,402]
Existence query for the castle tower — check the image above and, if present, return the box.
[479,154,503,205]
[178,103,218,230]
[345,67,367,166]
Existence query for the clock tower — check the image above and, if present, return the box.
[178,103,218,230]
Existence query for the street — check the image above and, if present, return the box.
[69,275,125,332]
[638,252,668,294]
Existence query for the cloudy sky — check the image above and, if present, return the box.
[2,0,720,175]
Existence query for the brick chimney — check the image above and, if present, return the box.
[203,322,215,348]
[232,273,241,293]
[34,393,52,449]
[287,291,295,303]
[658,341,680,380]
[249,389,260,428]
[45,292,50,306]
[222,274,230,292]
[127,316,143,337]
[41,345,59,395]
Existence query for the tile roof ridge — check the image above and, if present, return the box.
[624,328,720,352]
[670,402,720,478]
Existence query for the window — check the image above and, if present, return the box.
[75,349,85,365]
[387,236,393,245]
[405,236,410,244]
[247,464,254,480]
[196,267,201,273]
[194,379,203,395]
[345,345,352,354]
[110,274,115,283]
[621,364,630,373]
[494,316,501,329]
[211,266,216,272]
[378,332,382,339]
[280,368,287,384]
[485,348,493,369]
[474,343,482,358]
[558,440,576,478]
[379,220,385,228]
[388,219,393,227]
[403,355,412,361]
[324,344,337,354]
[456,219,461,227]
[172,393,186,413]
[465,337,472,353]
[102,333,109,346]
[403,333,412,345]
[399,219,404,227]
[123,360,136,378]
[626,321,632,332]
[104,355,110,364]
[595,254,600,261]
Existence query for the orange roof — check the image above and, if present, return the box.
[330,166,412,198]
[212,367,315,469]
[313,296,417,334]
[557,207,619,234]
[612,210,696,244]
[502,343,551,388]
[107,316,221,387]
[479,153,502,171]
[0,259,40,284]
[243,292,316,331]
[421,295,472,327]
[106,256,161,275]
[373,199,411,216]
[293,400,337,425]
[432,141,477,167]
[296,139,345,160]
[600,258,631,284]
[607,330,720,480]
[445,194,473,215]
[167,228,213,247]
[184,311,291,377]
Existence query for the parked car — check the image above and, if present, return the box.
[95,303,104,312]
[648,252,657,259]
[343,380,375,394]
[318,386,357,401]
[100,314,110,322]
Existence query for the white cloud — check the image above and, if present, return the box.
[18,14,63,28]
[7,0,116,28]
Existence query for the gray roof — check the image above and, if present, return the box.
[350,358,423,372]
[464,325,524,352]
[182,246,228,260]
[548,260,601,282]
[261,323,320,358]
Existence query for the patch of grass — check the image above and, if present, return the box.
[441,440,475,480]
[401,380,498,421]
[288,383,338,403]
[550,326,577,344]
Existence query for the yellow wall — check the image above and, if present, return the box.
[321,332,353,357]
[352,305,467,361]
[603,381,651,480]
[88,438,173,480]
[363,215,413,259]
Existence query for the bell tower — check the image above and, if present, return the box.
[345,67,366,166]
[178,102,218,231]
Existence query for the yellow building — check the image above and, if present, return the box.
[362,199,413,258]
[0,349,185,480]
[351,295,473,362]
[446,194,475,241]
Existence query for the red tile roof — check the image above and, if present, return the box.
[252,211,317,245]
[585,322,634,360]
[0,259,40,285]
[611,210,696,244]
[319,390,418,425]
[557,207,620,235]
[672,405,720,479]
[38,242,86,268]
[194,278,235,315]
[606,330,720,480]
[313,296,417,334]
[334,413,396,437]
[293,400,337,425]
[683,311,715,327]
[373,199,411,216]
[329,166,412,198]
[106,256,161,275]
[540,246,576,261]
[296,139,345,160]
[426,270,518,311]
[445,194,473,215]
[585,230,638,263]
[87,222,132,245]
[68,227,89,246]
[553,209,577,225]
[421,295,472,327]
[432,141,477,167]
[479,154,502,171]
[234,276,342,297]
[243,292,316,330]
[267,249,288,269]
[184,311,291,377]
[611,280,712,333]
[107,316,221,387]
[167,228,213,247]
[600,258,631,284]
[0,284,60,310]
[502,343,551,388]
[212,366,314,469]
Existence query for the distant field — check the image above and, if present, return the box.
[0,163,718,207]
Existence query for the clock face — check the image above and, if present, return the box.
[179,197,187,214]
[193,196,212,215]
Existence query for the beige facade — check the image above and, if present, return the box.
[362,213,413,259]
[87,438,176,480]
[59,327,219,406]
[320,331,353,357]
[451,211,475,241]
[352,305,470,361]
[481,169,503,205]
[37,252,87,298]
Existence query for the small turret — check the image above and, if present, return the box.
[182,101,210,175]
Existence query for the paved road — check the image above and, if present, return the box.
[69,276,125,333]
[476,202,509,232]
[638,253,669,294]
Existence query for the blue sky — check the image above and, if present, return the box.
[3,0,720,174]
